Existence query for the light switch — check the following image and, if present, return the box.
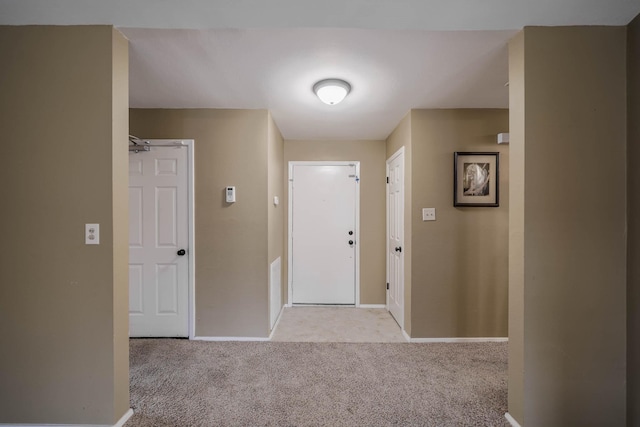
[422,208,436,221]
[273,196,279,206]
[85,223,100,244]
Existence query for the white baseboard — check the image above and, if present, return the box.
[406,336,508,343]
[505,412,522,427]
[290,304,356,307]
[285,304,386,309]
[114,409,133,427]
[193,336,270,342]
[1,408,134,427]
[402,329,411,342]
[268,305,285,340]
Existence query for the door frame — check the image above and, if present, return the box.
[287,161,361,307]
[386,146,404,328]
[131,139,196,339]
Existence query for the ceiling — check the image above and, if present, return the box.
[2,0,640,140]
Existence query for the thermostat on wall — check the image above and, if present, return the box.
[226,186,236,203]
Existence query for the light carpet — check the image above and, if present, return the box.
[126,339,509,426]
[271,307,406,342]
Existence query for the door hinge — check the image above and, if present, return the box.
[386,282,389,290]
[386,177,389,184]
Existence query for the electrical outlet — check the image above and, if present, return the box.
[422,208,436,221]
[85,223,100,245]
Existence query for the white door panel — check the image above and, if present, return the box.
[129,264,144,314]
[387,149,404,327]
[129,187,143,247]
[290,163,358,305]
[129,143,189,337]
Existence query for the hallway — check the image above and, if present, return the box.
[271,307,406,342]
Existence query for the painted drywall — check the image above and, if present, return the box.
[509,26,627,426]
[268,113,285,320]
[507,30,525,425]
[409,109,509,338]
[386,112,412,333]
[628,13,640,427]
[0,26,129,424]
[130,109,272,337]
[111,27,130,421]
[385,110,508,338]
[283,139,387,305]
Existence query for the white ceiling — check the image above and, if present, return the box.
[2,0,640,140]
[122,28,515,140]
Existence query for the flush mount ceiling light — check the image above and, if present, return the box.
[313,79,351,105]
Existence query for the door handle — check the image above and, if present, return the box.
[348,240,354,245]
[395,246,402,253]
[348,231,354,235]
[177,249,186,256]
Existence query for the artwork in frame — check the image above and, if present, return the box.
[453,152,499,207]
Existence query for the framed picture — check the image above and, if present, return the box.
[453,152,499,207]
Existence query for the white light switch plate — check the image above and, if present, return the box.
[85,223,100,244]
[422,208,436,221]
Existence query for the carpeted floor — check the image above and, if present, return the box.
[126,339,509,426]
[271,307,406,342]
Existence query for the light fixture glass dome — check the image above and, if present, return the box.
[313,79,351,105]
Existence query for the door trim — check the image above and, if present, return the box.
[138,139,196,339]
[386,146,404,328]
[287,161,360,306]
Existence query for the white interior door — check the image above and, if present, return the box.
[290,163,359,305]
[129,142,189,337]
[387,148,404,327]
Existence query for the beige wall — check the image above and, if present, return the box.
[508,30,526,424]
[268,113,285,319]
[386,112,413,332]
[268,114,284,265]
[111,27,130,420]
[509,26,627,426]
[410,109,509,338]
[283,139,387,305]
[0,26,129,424]
[628,13,640,427]
[385,110,508,338]
[130,109,273,337]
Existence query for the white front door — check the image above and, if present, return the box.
[387,148,404,327]
[129,141,189,337]
[289,162,359,305]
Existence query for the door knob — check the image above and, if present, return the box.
[348,231,353,235]
[348,240,354,245]
[395,246,402,253]
[177,249,186,256]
